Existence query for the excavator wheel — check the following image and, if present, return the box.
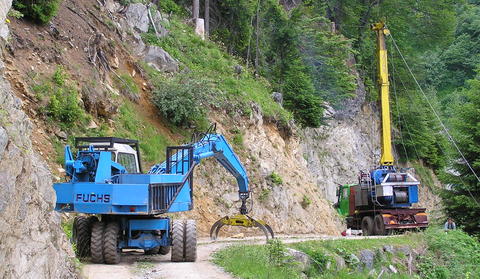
[171,220,184,262]
[159,245,171,255]
[361,216,375,236]
[184,220,197,262]
[144,246,160,255]
[91,221,106,263]
[104,222,122,264]
[72,216,90,258]
[87,215,99,230]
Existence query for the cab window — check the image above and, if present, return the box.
[117,153,137,173]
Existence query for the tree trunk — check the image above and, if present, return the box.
[193,0,199,19]
[204,0,210,36]
[229,9,234,55]
[246,16,253,70]
[255,0,260,81]
[334,1,342,32]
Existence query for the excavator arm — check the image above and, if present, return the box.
[190,133,250,213]
[151,124,274,241]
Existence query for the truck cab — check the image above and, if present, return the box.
[335,184,352,216]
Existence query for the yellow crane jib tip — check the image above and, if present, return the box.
[210,214,274,243]
[370,21,390,35]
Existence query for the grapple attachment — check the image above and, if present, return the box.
[210,214,274,243]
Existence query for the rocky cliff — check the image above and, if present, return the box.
[0,2,81,278]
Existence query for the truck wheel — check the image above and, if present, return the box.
[104,222,122,264]
[91,221,106,263]
[72,216,90,258]
[144,246,160,255]
[171,220,185,262]
[374,214,386,235]
[184,220,197,262]
[159,245,171,255]
[361,216,374,236]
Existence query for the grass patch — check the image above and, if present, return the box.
[214,228,480,278]
[212,241,303,278]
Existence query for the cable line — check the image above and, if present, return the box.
[390,50,410,162]
[389,56,479,207]
[386,24,480,208]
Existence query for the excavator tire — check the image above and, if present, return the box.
[361,216,375,236]
[91,221,106,263]
[144,246,160,255]
[104,222,122,264]
[87,216,99,230]
[72,216,90,258]
[184,220,197,262]
[374,214,386,235]
[171,220,184,262]
[159,245,171,255]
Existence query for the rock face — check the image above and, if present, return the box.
[0,75,80,279]
[0,3,80,278]
[301,102,380,203]
[180,105,343,237]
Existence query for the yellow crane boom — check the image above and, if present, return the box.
[370,21,394,166]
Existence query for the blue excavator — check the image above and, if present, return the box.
[54,123,273,264]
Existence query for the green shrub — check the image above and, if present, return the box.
[151,74,214,128]
[301,194,312,209]
[258,188,270,202]
[47,86,82,123]
[13,0,62,25]
[269,171,283,185]
[53,65,68,86]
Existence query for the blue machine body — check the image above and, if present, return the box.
[54,133,249,251]
[358,166,420,208]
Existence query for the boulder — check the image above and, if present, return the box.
[394,245,413,256]
[360,249,374,270]
[271,92,283,108]
[124,3,168,36]
[285,248,312,271]
[125,4,151,33]
[384,244,394,254]
[249,101,263,126]
[143,46,179,73]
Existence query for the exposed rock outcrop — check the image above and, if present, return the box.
[0,2,81,278]
[0,69,81,279]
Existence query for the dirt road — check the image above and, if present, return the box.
[82,234,334,279]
